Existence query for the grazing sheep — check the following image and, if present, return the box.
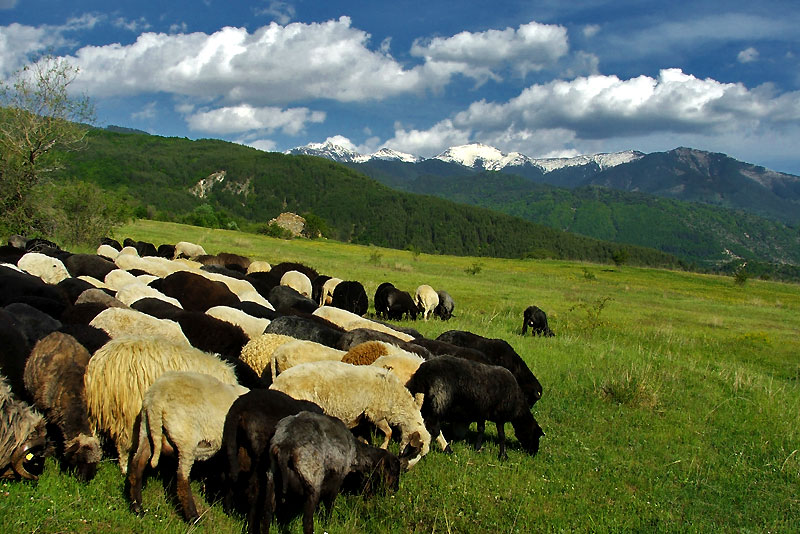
[56,277,97,305]
[75,288,126,309]
[100,237,122,250]
[269,262,318,282]
[269,411,403,534]
[265,315,344,348]
[128,371,248,522]
[433,290,455,321]
[268,285,318,314]
[115,282,184,309]
[123,239,158,257]
[206,306,271,340]
[280,270,312,299]
[114,253,183,279]
[373,282,395,319]
[4,302,63,347]
[17,252,71,285]
[385,287,418,321]
[84,336,240,473]
[56,324,110,354]
[156,243,176,259]
[23,332,101,481]
[235,301,280,321]
[0,265,68,309]
[522,305,555,337]
[331,280,369,316]
[341,341,390,366]
[90,307,190,345]
[103,268,137,291]
[0,374,47,480]
[240,334,296,376]
[436,330,543,407]
[336,329,430,362]
[246,260,271,274]
[414,285,439,321]
[269,339,345,380]
[151,270,240,312]
[270,361,432,468]
[64,254,117,281]
[313,306,414,341]
[96,244,120,261]
[222,389,323,534]
[319,277,342,306]
[202,271,273,309]
[371,352,425,386]
[173,241,207,260]
[406,355,544,460]
[311,275,331,305]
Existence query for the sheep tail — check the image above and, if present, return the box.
[146,407,164,469]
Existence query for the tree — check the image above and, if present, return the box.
[0,56,95,234]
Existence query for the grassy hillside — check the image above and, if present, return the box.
[51,129,682,269]
[3,219,798,533]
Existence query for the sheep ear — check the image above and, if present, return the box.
[414,392,424,409]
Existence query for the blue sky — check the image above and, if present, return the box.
[2,0,800,174]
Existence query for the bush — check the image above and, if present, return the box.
[258,222,294,239]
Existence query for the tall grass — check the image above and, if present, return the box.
[2,219,798,532]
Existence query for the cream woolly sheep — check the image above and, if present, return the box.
[96,244,120,261]
[84,336,239,474]
[128,371,248,522]
[206,305,270,340]
[246,260,271,274]
[203,272,273,308]
[239,333,295,376]
[104,269,137,291]
[76,275,107,288]
[280,270,312,299]
[415,285,439,321]
[313,306,414,341]
[320,277,343,305]
[371,352,425,386]
[341,340,390,365]
[115,282,184,309]
[270,360,432,469]
[173,241,207,260]
[89,307,190,345]
[17,252,71,285]
[118,246,139,257]
[269,338,345,380]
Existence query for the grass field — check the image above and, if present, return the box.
[2,219,799,533]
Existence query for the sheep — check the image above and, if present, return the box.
[84,336,240,473]
[123,238,158,257]
[319,277,342,306]
[385,287,419,320]
[269,339,345,380]
[371,351,425,386]
[0,265,68,309]
[17,252,71,285]
[406,355,544,460]
[0,373,48,480]
[103,268,137,291]
[269,411,403,534]
[270,360,432,469]
[56,277,97,305]
[56,323,110,355]
[96,244,120,261]
[63,254,116,280]
[313,306,415,342]
[331,280,369,316]
[115,282,184,309]
[115,253,184,278]
[373,282,395,318]
[240,333,296,376]
[74,288,127,309]
[436,330,543,407]
[100,237,122,250]
[203,271,273,309]
[311,275,331,305]
[414,285,439,321]
[90,307,190,345]
[247,260,271,274]
[268,285,318,314]
[151,270,239,312]
[4,302,63,347]
[280,270,312,299]
[265,314,345,348]
[222,390,323,534]
[23,332,101,481]
[157,243,176,259]
[522,305,555,337]
[128,371,248,522]
[434,290,455,320]
[206,305,271,340]
[269,262,318,282]
[341,340,390,366]
[173,241,207,260]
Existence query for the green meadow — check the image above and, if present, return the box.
[2,219,798,533]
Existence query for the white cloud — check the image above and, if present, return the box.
[737,47,759,63]
[131,101,158,120]
[186,104,325,135]
[386,119,472,157]
[411,20,568,82]
[170,22,189,34]
[255,1,296,25]
[243,138,278,152]
[582,24,600,39]
[68,17,426,104]
[113,17,151,33]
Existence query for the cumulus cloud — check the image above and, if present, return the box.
[243,138,278,152]
[67,17,427,105]
[410,20,568,83]
[737,47,759,63]
[582,24,600,39]
[385,69,800,157]
[256,1,296,25]
[186,104,325,135]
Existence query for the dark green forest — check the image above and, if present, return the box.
[53,129,683,269]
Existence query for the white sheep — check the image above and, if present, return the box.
[90,307,190,345]
[17,252,71,284]
[202,271,273,308]
[280,270,312,299]
[320,277,343,305]
[371,351,425,386]
[246,260,271,274]
[415,285,439,321]
[84,336,239,474]
[104,269,138,291]
[269,339,345,380]
[173,241,207,260]
[76,275,107,289]
[206,305,270,339]
[239,333,296,376]
[96,244,120,261]
[127,371,248,522]
[115,281,184,308]
[270,360,431,469]
[313,306,414,341]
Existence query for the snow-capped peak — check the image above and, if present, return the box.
[285,140,362,163]
[434,143,532,170]
[364,147,423,163]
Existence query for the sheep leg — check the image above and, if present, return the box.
[302,489,320,534]
[176,456,200,523]
[496,422,508,460]
[474,420,486,451]
[426,418,451,454]
[375,419,392,449]
[245,469,262,534]
[128,436,152,516]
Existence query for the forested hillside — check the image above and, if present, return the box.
[53,129,682,268]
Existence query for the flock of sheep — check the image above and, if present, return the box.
[0,234,545,534]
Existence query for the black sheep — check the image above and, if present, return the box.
[373,282,395,318]
[385,287,418,320]
[156,243,175,258]
[311,275,331,305]
[269,262,319,282]
[222,390,324,534]
[331,280,368,316]
[4,303,63,347]
[337,328,433,360]
[433,290,455,320]
[406,355,544,459]
[522,305,555,337]
[264,315,344,348]
[150,270,240,312]
[56,324,110,354]
[0,310,33,399]
[63,254,116,280]
[268,285,318,314]
[24,332,101,481]
[436,330,543,407]
[100,237,122,250]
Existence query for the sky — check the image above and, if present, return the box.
[2,0,800,174]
